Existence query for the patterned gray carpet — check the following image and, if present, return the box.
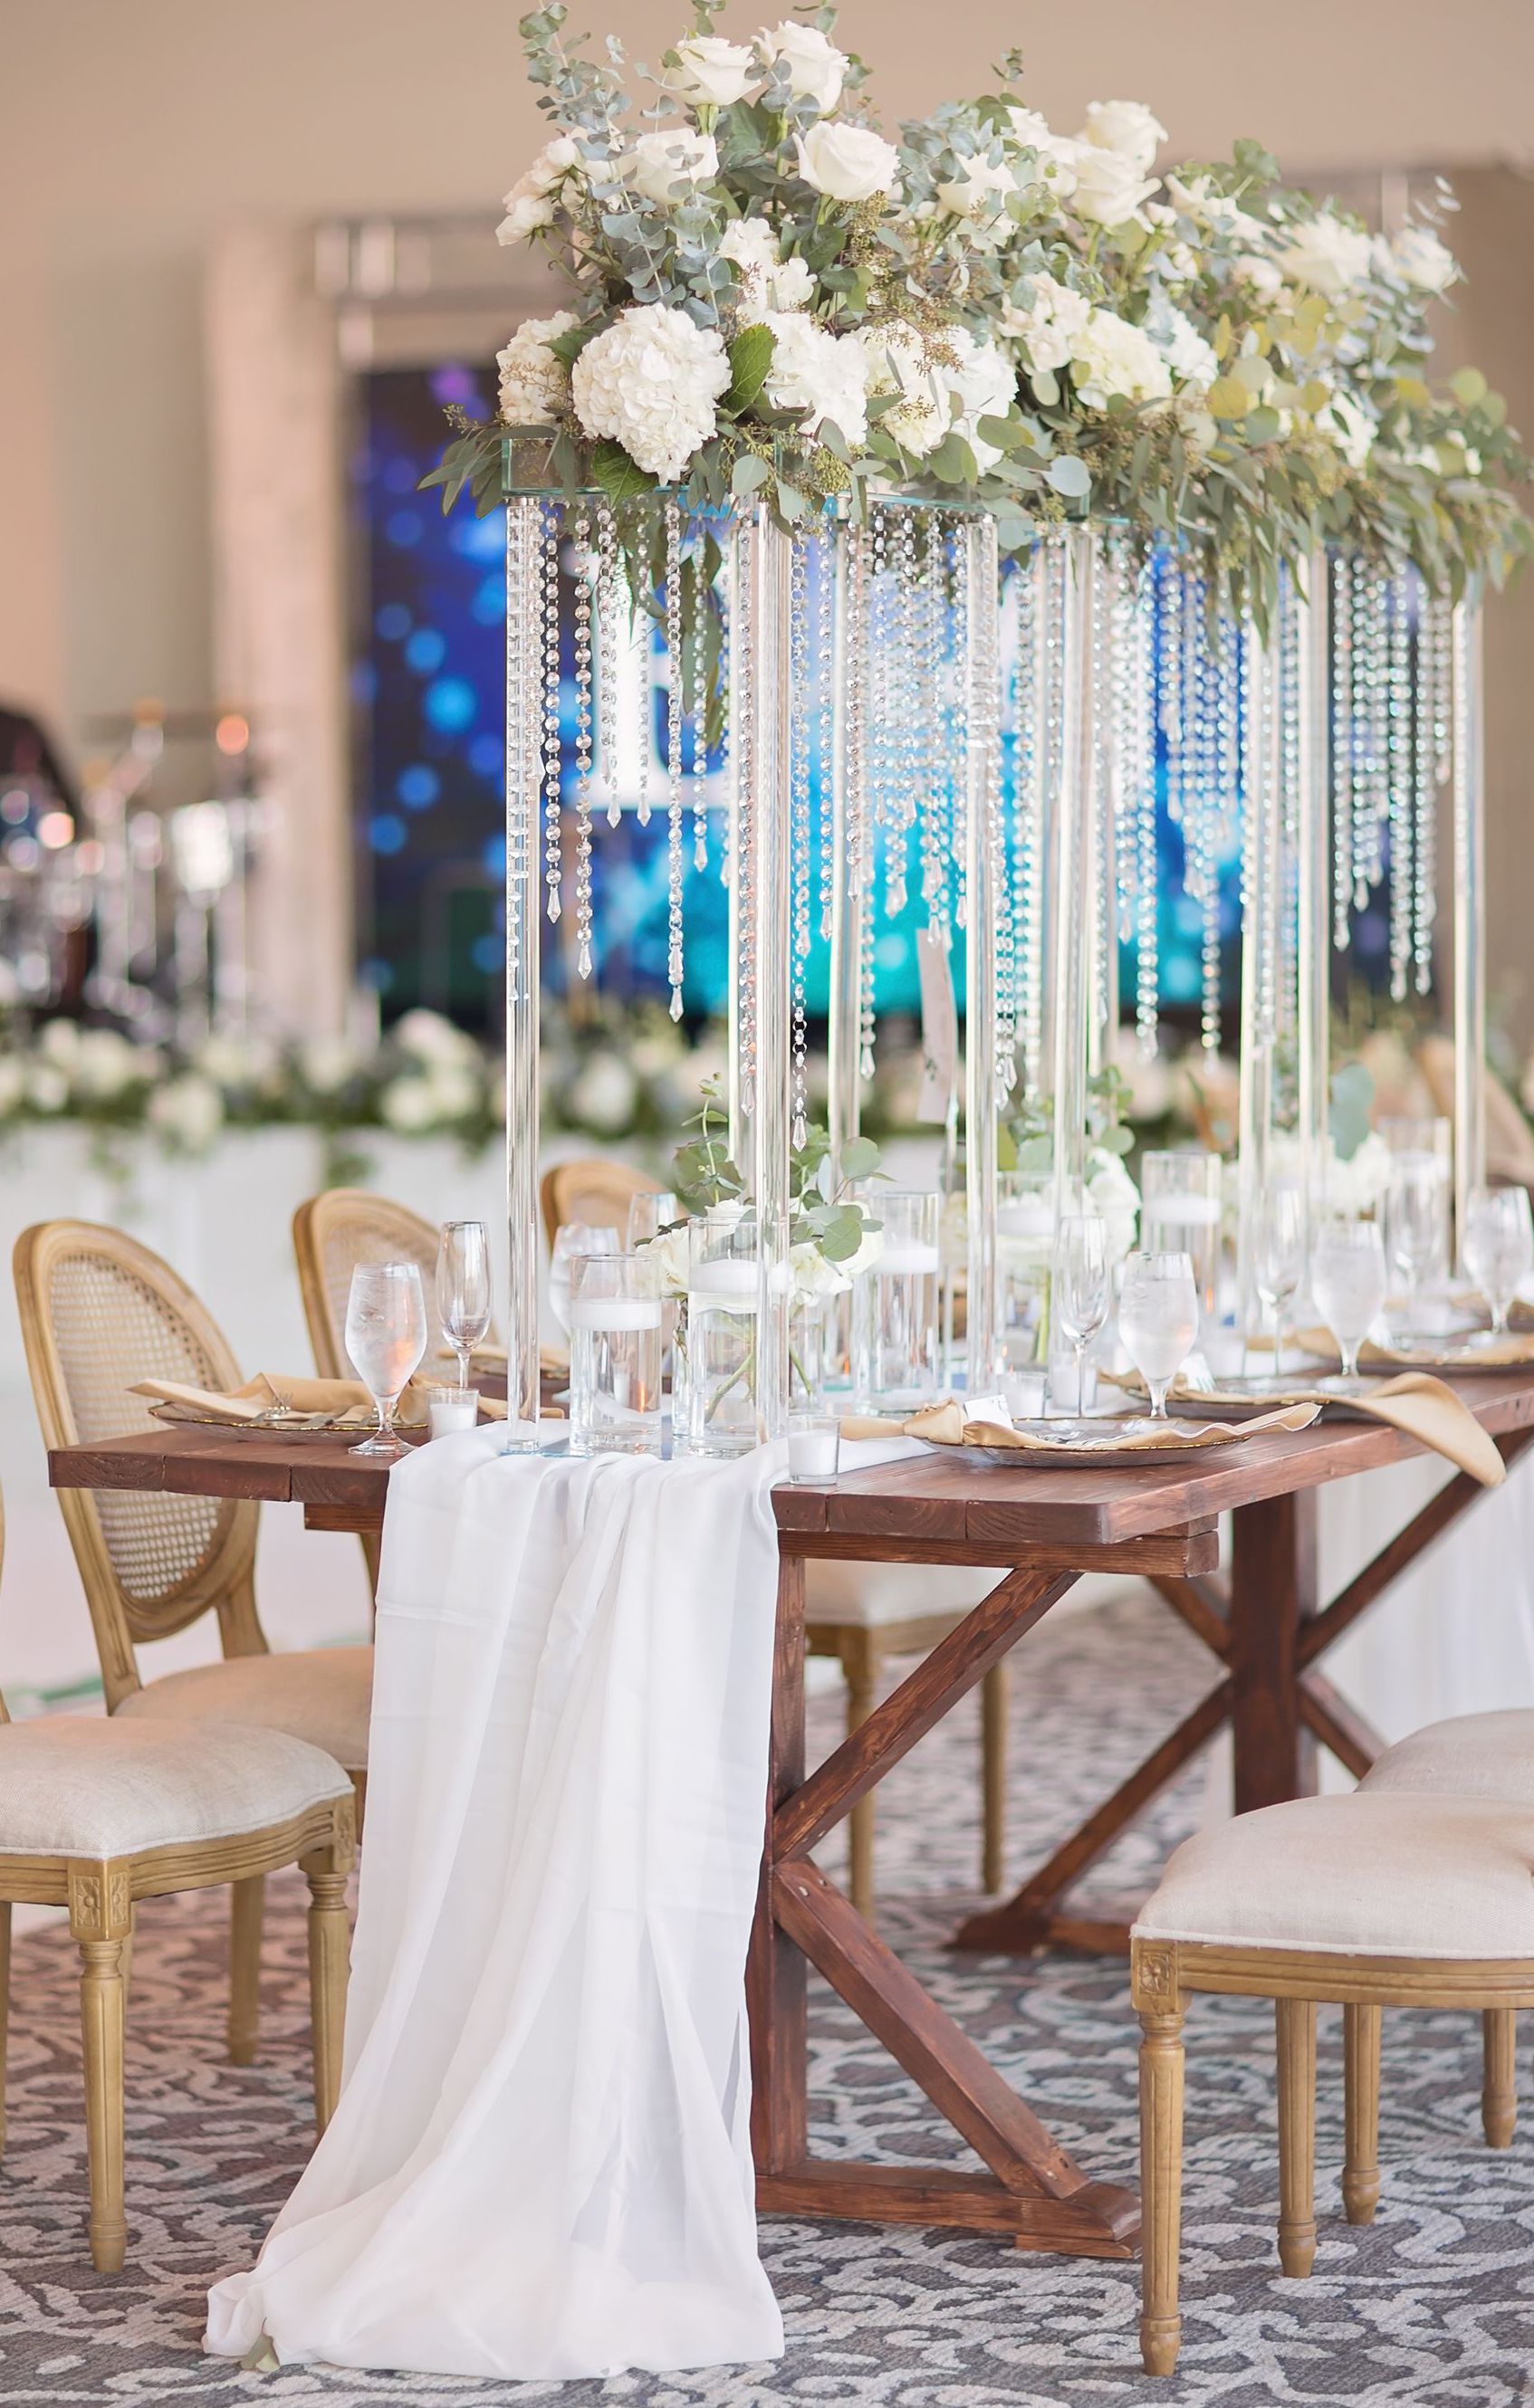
[2,1591,1532,2405]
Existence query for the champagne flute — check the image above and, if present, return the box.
[1253,1185,1305,1381]
[626,1190,680,1249]
[1462,1184,1534,1341]
[344,1262,428,1457]
[1053,1214,1109,1417]
[1310,1217,1387,1388]
[549,1223,620,1335]
[1118,1249,1200,1420]
[436,1219,492,1389]
[1383,1159,1443,1341]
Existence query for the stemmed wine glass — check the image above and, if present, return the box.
[344,1262,428,1457]
[1383,1158,1443,1341]
[626,1190,680,1249]
[548,1223,620,1335]
[1253,1185,1305,1381]
[1053,1215,1109,1416]
[1462,1184,1534,1342]
[1310,1218,1387,1389]
[436,1220,492,1389]
[1118,1250,1200,1420]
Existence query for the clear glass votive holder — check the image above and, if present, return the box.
[424,1383,480,1440]
[854,1190,942,1411]
[787,1411,840,1484]
[568,1254,664,1457]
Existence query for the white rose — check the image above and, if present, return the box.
[1277,213,1372,298]
[74,1029,150,1100]
[26,1064,68,1114]
[149,1075,224,1156]
[860,323,947,455]
[1005,107,1079,196]
[395,1008,480,1068]
[1322,1132,1395,1218]
[759,21,846,111]
[496,137,580,245]
[1069,141,1159,228]
[379,1076,437,1135]
[628,127,719,206]
[38,1018,81,1068]
[1080,100,1167,175]
[299,1034,363,1094]
[1322,388,1375,471]
[795,120,899,205]
[1386,225,1458,294]
[1069,308,1174,409]
[195,1032,279,1088]
[762,311,869,447]
[567,1052,638,1134]
[1083,1149,1142,1266]
[571,304,731,483]
[668,33,754,107]
[1000,270,1091,375]
[944,328,1018,469]
[496,308,579,428]
[719,218,814,315]
[791,1241,853,1301]
[1232,252,1283,301]
[935,150,1017,223]
[421,1065,484,1122]
[638,1224,690,1298]
[1145,301,1218,390]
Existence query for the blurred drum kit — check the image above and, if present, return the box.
[0,702,266,1044]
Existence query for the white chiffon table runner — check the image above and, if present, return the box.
[205,1428,820,2382]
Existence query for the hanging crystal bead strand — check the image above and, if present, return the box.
[887,507,919,921]
[1278,570,1303,1073]
[634,539,654,830]
[1385,571,1413,1002]
[664,501,686,1022]
[789,526,812,1149]
[950,522,970,938]
[595,502,622,828]
[856,521,878,1084]
[917,519,948,941]
[816,522,836,942]
[1413,586,1442,995]
[542,503,562,924]
[691,532,711,872]
[1012,541,1044,1095]
[732,518,757,1121]
[1332,554,1354,948]
[570,506,595,979]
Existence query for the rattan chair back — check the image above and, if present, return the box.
[13,1221,264,1706]
[292,1190,441,1381]
[538,1158,660,1248]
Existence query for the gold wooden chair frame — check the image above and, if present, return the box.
[0,1493,353,2270]
[292,1188,443,1381]
[539,1157,661,1247]
[1131,1935,1534,2377]
[13,1219,370,2071]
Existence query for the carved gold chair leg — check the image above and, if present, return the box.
[1342,2002,1381,2223]
[1275,1997,1318,2277]
[1481,2006,1517,2147]
[302,1846,351,2135]
[1136,1989,1186,2380]
[981,1661,1009,1893]
[228,1874,265,2065]
[68,1863,131,2276]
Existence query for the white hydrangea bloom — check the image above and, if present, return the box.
[944,328,1017,468]
[1277,213,1373,298]
[860,323,947,455]
[1145,301,1218,390]
[718,219,815,315]
[628,127,719,206]
[1069,308,1174,409]
[496,309,579,428]
[1001,271,1092,374]
[1080,100,1166,175]
[1385,225,1458,293]
[1232,251,1284,301]
[759,21,847,111]
[762,312,869,446]
[496,136,580,245]
[571,305,731,482]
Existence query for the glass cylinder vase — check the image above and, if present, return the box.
[686,1209,768,1459]
[568,1254,664,1458]
[854,1190,942,1412]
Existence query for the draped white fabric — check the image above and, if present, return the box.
[205,1430,787,2381]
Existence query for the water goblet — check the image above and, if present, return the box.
[549,1222,620,1335]
[344,1261,428,1457]
[1310,1218,1388,1388]
[1118,1249,1200,1420]
[436,1219,492,1389]
[1462,1184,1534,1342]
[1053,1214,1109,1416]
[1253,1184,1305,1381]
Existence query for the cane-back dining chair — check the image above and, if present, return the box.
[292,1188,443,1381]
[539,1157,661,1248]
[12,1220,371,2071]
[0,1484,353,2269]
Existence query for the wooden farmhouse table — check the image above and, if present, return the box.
[49,1371,1534,2263]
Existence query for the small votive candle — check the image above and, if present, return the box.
[425,1384,480,1440]
[787,1411,840,1484]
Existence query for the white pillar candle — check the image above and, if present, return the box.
[566,1297,664,1332]
[427,1390,481,1439]
[1144,1196,1222,1228]
[787,1426,839,1478]
[875,1244,943,1275]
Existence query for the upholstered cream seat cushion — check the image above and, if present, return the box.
[1135,1793,1534,1960]
[1360,1710,1534,1803]
[0,1716,350,1859]
[114,1647,372,1773]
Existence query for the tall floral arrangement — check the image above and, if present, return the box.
[430,5,1529,611]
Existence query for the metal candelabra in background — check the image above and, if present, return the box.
[0,704,268,1044]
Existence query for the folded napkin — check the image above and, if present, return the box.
[1124,1368,1505,1489]
[129,1373,509,1429]
[1295,1325,1534,1372]
[839,1397,1319,1455]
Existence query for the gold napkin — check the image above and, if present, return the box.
[1129,1369,1505,1489]
[1294,1326,1534,1372]
[839,1397,1319,1454]
[130,1373,509,1429]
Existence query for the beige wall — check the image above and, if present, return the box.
[4,0,1534,994]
